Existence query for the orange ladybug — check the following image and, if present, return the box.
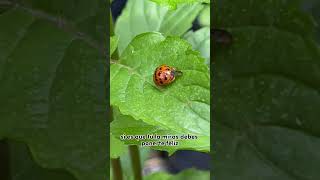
[153,64,182,86]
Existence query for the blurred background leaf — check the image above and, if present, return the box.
[9,140,76,180]
[150,0,209,9]
[114,0,203,53]
[184,27,210,65]
[198,5,209,27]
[213,0,320,179]
[0,1,107,180]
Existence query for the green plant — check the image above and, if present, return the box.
[110,0,210,179]
[0,0,107,180]
[213,0,320,179]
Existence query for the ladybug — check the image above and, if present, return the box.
[153,64,182,86]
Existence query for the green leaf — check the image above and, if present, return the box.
[9,141,76,180]
[214,0,316,38]
[0,1,107,180]
[111,107,208,154]
[150,0,209,9]
[115,0,203,53]
[214,0,320,179]
[198,5,210,27]
[144,168,210,180]
[184,27,210,65]
[110,135,126,159]
[110,35,119,57]
[110,32,210,154]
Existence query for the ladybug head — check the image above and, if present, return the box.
[172,69,183,77]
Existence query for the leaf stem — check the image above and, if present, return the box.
[129,145,142,180]
[109,107,124,180]
[111,158,123,180]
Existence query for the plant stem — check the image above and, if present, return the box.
[109,106,123,180]
[111,158,123,180]
[129,145,142,180]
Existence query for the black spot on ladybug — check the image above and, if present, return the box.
[160,81,163,84]
[160,67,162,70]
[158,72,161,76]
[166,68,169,71]
[164,77,167,80]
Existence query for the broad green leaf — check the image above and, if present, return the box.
[213,0,320,179]
[115,0,203,53]
[184,27,210,65]
[0,1,107,180]
[110,135,126,158]
[144,168,210,180]
[110,35,119,57]
[9,140,76,180]
[111,108,209,154]
[151,0,209,9]
[111,32,210,154]
[198,5,210,27]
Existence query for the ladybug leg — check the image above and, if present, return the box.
[153,84,164,91]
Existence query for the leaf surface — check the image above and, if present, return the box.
[213,0,320,179]
[110,35,119,57]
[150,0,209,9]
[9,141,76,180]
[111,107,209,154]
[198,5,210,27]
[115,0,203,53]
[110,135,126,159]
[111,32,210,154]
[0,1,107,180]
[184,27,210,64]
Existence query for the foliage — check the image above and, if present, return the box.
[111,0,210,178]
[150,0,209,9]
[0,0,107,180]
[213,0,320,179]
[111,32,210,154]
[115,0,203,53]
[184,27,210,64]
[110,35,119,57]
[198,5,210,27]
[9,141,76,180]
